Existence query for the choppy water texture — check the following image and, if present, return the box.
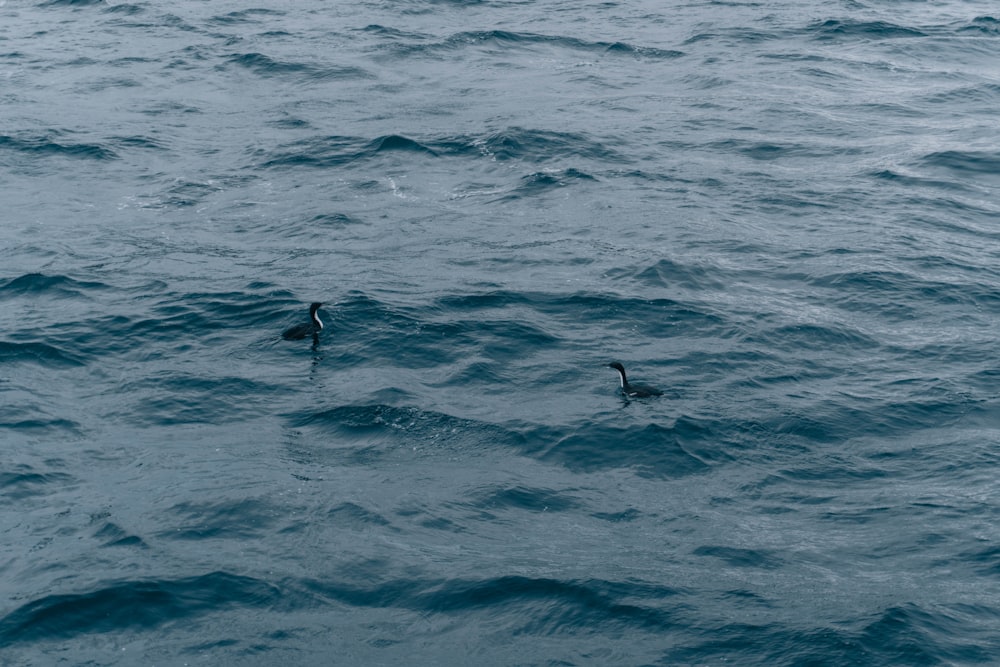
[2,0,1000,664]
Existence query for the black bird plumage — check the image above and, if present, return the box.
[282,302,324,341]
[608,362,662,398]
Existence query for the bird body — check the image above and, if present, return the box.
[608,362,662,398]
[282,302,324,341]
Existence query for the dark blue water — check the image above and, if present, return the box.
[3,0,1000,664]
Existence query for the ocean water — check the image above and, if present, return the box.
[2,0,1000,664]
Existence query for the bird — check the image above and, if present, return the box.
[607,362,662,398]
[282,302,324,341]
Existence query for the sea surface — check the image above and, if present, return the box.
[2,0,1000,664]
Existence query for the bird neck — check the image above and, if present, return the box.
[311,312,323,329]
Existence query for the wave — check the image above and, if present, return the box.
[0,273,109,299]
[921,150,1000,178]
[758,385,980,449]
[702,138,851,161]
[0,341,86,368]
[360,24,426,39]
[127,291,293,336]
[498,168,597,200]
[260,127,628,169]
[692,545,784,569]
[373,28,683,60]
[437,360,508,388]
[1,289,296,372]
[209,8,285,25]
[322,292,563,366]
[473,127,629,163]
[683,28,781,45]
[807,19,926,40]
[249,212,368,241]
[855,604,993,665]
[0,468,76,501]
[513,420,721,478]
[0,416,81,434]
[622,257,730,291]
[662,602,991,665]
[962,545,1000,577]
[289,403,512,445]
[4,566,992,665]
[0,568,683,645]
[158,498,285,540]
[261,134,437,168]
[37,0,105,6]
[0,572,281,643]
[0,134,117,161]
[920,83,1000,106]
[869,168,974,193]
[102,3,144,15]
[806,268,998,311]
[436,289,724,338]
[292,398,740,477]
[112,374,287,426]
[93,521,147,548]
[464,484,583,513]
[957,16,1000,35]
[327,502,393,529]
[748,323,881,359]
[111,134,166,150]
[296,574,681,634]
[227,52,372,82]
[310,212,366,226]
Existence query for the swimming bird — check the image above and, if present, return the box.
[282,302,324,341]
[608,362,662,398]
